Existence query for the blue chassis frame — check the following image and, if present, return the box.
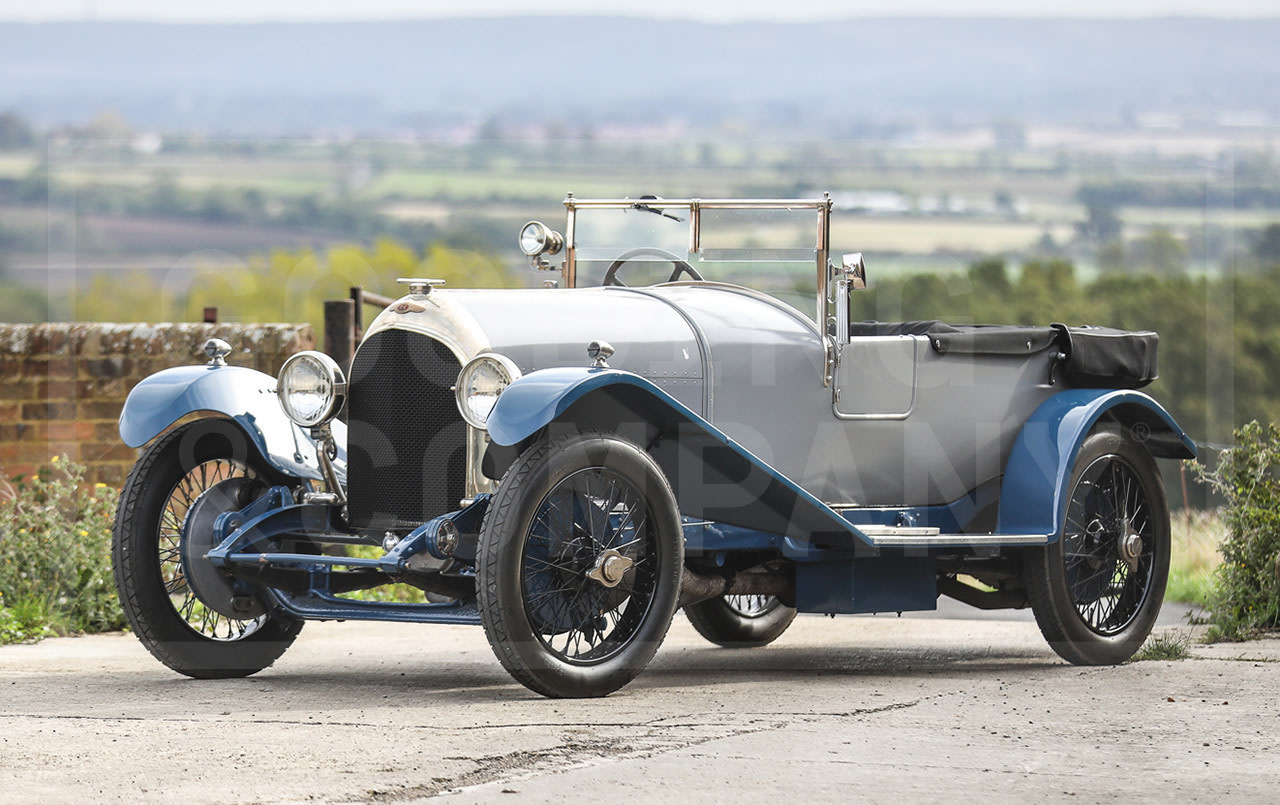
[202,482,999,626]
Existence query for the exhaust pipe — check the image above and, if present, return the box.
[679,567,794,608]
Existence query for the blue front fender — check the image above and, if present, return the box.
[119,364,346,482]
[997,389,1195,540]
[488,366,662,447]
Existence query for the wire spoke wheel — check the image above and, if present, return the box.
[113,419,303,679]
[521,468,658,665]
[1023,427,1170,666]
[1062,456,1155,635]
[478,430,683,698]
[158,458,265,642]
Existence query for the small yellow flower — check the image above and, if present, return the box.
[50,456,59,464]
[78,530,88,537]
[94,483,107,489]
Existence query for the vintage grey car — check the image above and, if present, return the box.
[113,195,1195,697]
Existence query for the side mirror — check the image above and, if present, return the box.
[830,253,868,346]
[841,252,867,290]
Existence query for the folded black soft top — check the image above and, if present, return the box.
[848,320,1159,388]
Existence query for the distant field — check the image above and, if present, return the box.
[361,166,779,202]
[832,217,1074,255]
[1120,206,1280,229]
[0,134,1271,288]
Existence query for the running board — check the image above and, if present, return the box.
[854,525,1049,547]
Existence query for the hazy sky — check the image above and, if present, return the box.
[0,0,1278,21]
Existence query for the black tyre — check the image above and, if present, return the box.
[112,419,303,678]
[685,595,796,648]
[1023,427,1170,665]
[477,430,683,698]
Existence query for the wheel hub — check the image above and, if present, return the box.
[586,549,634,588]
[180,477,265,620]
[1118,526,1144,572]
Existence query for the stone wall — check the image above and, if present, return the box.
[0,323,314,486]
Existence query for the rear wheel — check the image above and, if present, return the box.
[1023,427,1169,665]
[477,430,683,698]
[685,595,796,648]
[112,420,303,678]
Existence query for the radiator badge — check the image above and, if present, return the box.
[393,302,426,314]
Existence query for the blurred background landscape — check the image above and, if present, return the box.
[1,10,1278,447]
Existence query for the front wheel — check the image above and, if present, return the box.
[1023,427,1170,665]
[477,430,683,698]
[685,595,796,648]
[112,420,303,678]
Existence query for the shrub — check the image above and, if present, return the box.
[1193,421,1280,640]
[0,591,56,643]
[0,457,126,642]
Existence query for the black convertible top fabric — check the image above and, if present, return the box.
[848,320,959,337]
[848,319,1159,388]
[927,325,1059,356]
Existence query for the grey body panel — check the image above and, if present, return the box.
[643,285,1057,506]
[365,287,706,412]
[361,284,1057,509]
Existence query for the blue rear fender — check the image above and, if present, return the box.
[997,388,1195,541]
[118,364,346,483]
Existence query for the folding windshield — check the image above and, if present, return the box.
[565,197,831,324]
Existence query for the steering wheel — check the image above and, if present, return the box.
[601,247,705,287]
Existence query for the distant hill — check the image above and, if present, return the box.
[0,17,1276,135]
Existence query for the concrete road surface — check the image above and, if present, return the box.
[1,603,1277,804]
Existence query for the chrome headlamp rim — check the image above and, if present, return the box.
[518,220,563,257]
[455,352,522,430]
[276,350,348,428]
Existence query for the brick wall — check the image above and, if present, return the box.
[0,323,314,487]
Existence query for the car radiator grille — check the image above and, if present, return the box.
[346,328,468,531]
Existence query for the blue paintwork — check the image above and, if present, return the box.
[487,366,622,447]
[229,552,386,569]
[265,588,482,625]
[838,477,1001,534]
[118,363,347,482]
[207,494,346,568]
[997,389,1196,540]
[379,495,489,574]
[683,479,999,558]
[204,489,484,625]
[795,553,938,614]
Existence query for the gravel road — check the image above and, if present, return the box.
[1,603,1277,804]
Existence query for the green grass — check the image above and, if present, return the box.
[1131,629,1193,661]
[0,594,57,645]
[1167,510,1223,607]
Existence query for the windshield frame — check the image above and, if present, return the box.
[561,195,834,328]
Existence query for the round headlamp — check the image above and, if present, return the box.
[455,353,521,430]
[277,351,347,428]
[518,221,563,257]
